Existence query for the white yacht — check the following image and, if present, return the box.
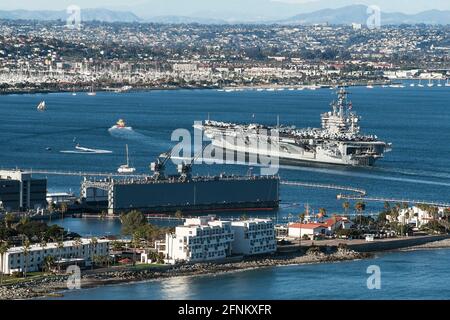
[87,85,97,96]
[118,144,136,174]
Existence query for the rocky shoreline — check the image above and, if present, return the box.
[0,249,370,300]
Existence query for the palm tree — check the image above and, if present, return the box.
[60,202,68,220]
[73,237,82,256]
[4,213,14,228]
[19,216,30,226]
[404,211,410,222]
[23,238,31,278]
[318,208,327,222]
[90,237,98,270]
[38,238,48,272]
[56,239,64,272]
[343,202,350,217]
[299,213,306,223]
[175,210,183,220]
[43,256,55,273]
[298,213,306,247]
[355,202,366,226]
[0,241,10,284]
[131,232,140,266]
[429,207,439,220]
[390,208,400,223]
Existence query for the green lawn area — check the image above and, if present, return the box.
[0,272,51,286]
[129,263,167,270]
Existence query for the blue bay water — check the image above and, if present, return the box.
[54,249,450,300]
[2,86,450,300]
[1,86,449,218]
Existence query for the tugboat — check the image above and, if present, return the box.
[111,119,132,130]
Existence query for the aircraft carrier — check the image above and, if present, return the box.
[80,152,279,215]
[195,89,392,166]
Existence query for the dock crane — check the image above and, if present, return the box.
[177,145,207,182]
[150,148,173,180]
[150,145,207,181]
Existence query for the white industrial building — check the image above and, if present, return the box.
[0,238,110,275]
[231,219,277,255]
[158,217,277,264]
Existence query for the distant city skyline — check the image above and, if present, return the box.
[1,0,450,21]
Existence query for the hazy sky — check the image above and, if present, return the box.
[1,0,450,18]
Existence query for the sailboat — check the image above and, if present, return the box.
[37,101,46,111]
[437,79,442,87]
[87,85,96,96]
[418,80,424,87]
[446,79,450,87]
[427,79,434,87]
[117,144,136,174]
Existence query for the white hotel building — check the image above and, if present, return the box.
[231,219,277,255]
[159,217,276,264]
[162,217,234,264]
[0,238,110,275]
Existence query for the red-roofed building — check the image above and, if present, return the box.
[323,216,353,232]
[288,223,326,239]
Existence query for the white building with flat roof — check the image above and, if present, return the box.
[0,238,110,275]
[288,223,327,239]
[231,219,276,256]
[163,216,234,264]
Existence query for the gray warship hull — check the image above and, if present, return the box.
[197,89,391,167]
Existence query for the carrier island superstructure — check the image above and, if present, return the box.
[195,89,392,166]
[80,152,279,215]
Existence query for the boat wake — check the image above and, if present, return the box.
[60,145,113,154]
[60,150,112,154]
[108,127,148,141]
[278,165,450,187]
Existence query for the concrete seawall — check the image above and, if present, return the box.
[347,235,450,253]
[277,235,450,254]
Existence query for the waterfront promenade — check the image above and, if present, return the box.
[278,235,450,253]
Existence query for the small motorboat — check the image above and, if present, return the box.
[37,101,46,111]
[111,119,132,130]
